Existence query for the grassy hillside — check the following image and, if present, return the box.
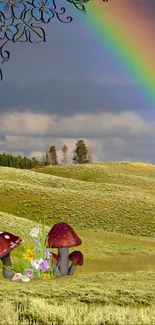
[1,212,155,324]
[1,162,154,236]
[32,161,155,184]
[1,162,155,324]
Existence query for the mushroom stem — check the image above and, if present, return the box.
[1,253,15,279]
[68,263,77,275]
[58,247,69,275]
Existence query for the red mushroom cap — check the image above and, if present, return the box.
[51,253,58,263]
[47,222,82,248]
[0,231,23,258]
[69,251,83,266]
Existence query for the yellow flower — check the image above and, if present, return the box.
[23,249,35,261]
[43,273,50,279]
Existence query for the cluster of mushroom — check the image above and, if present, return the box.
[46,222,83,276]
[0,222,83,279]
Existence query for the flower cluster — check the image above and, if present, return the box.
[0,0,91,80]
[7,222,55,282]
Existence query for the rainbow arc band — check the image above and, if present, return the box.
[86,0,155,107]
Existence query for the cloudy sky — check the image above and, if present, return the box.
[0,0,155,164]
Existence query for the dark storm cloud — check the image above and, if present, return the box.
[0,135,6,141]
[99,135,155,164]
[0,79,151,116]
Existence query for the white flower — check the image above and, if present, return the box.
[12,273,22,281]
[29,227,40,238]
[12,273,30,282]
[21,275,30,282]
[31,258,44,269]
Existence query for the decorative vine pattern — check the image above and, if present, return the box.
[0,0,106,80]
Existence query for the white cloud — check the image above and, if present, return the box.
[0,110,155,163]
[5,135,62,150]
[0,111,154,137]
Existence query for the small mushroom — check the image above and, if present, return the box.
[0,231,23,279]
[52,253,58,263]
[51,253,61,275]
[68,251,83,275]
[46,222,82,275]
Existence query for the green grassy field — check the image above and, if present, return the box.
[0,162,155,324]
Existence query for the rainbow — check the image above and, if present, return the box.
[79,0,155,107]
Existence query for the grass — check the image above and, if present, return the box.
[1,163,155,236]
[1,270,155,324]
[2,297,155,325]
[1,162,155,324]
[32,161,155,185]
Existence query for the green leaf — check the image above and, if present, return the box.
[26,23,46,43]
[14,23,28,42]
[14,9,45,43]
[3,265,15,272]
[23,9,33,24]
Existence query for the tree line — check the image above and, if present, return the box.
[0,153,39,169]
[41,140,93,166]
[0,140,93,169]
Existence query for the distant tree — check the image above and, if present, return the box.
[72,139,88,164]
[0,153,9,166]
[45,150,50,166]
[86,145,93,163]
[40,151,50,166]
[40,152,46,166]
[49,145,58,165]
[0,153,40,169]
[16,155,22,168]
[31,157,39,168]
[61,144,68,166]
[9,154,15,168]
[22,156,28,169]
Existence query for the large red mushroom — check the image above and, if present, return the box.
[68,251,83,275]
[0,231,23,279]
[46,222,82,275]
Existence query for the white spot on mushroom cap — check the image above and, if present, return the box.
[4,235,10,239]
[0,231,3,234]
[10,244,16,247]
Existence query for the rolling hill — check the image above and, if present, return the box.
[1,161,155,236]
[1,162,155,324]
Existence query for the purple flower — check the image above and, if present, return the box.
[26,269,34,277]
[31,0,55,23]
[39,260,50,272]
[0,16,17,40]
[0,0,26,19]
